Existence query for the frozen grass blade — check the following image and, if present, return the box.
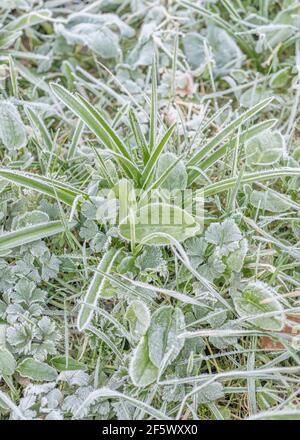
[67,119,84,160]
[0,220,76,252]
[128,108,149,164]
[3,10,52,32]
[141,124,176,188]
[9,55,18,98]
[199,119,277,171]
[14,60,51,94]
[77,248,122,332]
[73,387,171,420]
[0,169,87,206]
[51,83,141,182]
[26,107,53,152]
[0,391,26,420]
[149,55,158,152]
[203,168,300,197]
[87,325,123,362]
[187,97,273,184]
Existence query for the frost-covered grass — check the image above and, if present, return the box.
[1,0,300,421]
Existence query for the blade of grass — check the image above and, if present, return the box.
[67,119,84,160]
[149,54,158,152]
[203,168,300,197]
[77,248,122,331]
[25,107,53,152]
[3,10,52,32]
[73,387,171,420]
[128,108,149,164]
[51,83,141,181]
[141,124,176,188]
[14,60,51,94]
[87,325,123,363]
[139,154,184,204]
[199,119,277,172]
[187,97,273,184]
[0,220,76,252]
[0,168,87,206]
[51,83,129,159]
[8,55,18,98]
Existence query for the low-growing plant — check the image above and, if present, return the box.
[0,0,300,422]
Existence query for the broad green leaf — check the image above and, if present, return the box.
[148,306,185,368]
[77,248,121,331]
[240,86,270,108]
[184,236,208,268]
[50,355,87,372]
[17,358,58,381]
[234,282,284,331]
[270,67,290,89]
[136,246,165,271]
[13,210,49,229]
[205,218,242,256]
[119,203,201,245]
[0,347,16,376]
[249,190,291,212]
[226,239,248,272]
[266,4,300,48]
[197,383,224,403]
[178,0,256,59]
[156,152,187,191]
[129,335,158,387]
[245,129,285,168]
[125,300,151,340]
[0,101,27,149]
[182,33,206,69]
[56,21,121,59]
[0,220,76,252]
[207,25,243,74]
[0,168,87,206]
[55,13,134,59]
[143,154,184,195]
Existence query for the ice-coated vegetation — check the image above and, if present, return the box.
[1,0,300,421]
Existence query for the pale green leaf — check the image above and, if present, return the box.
[129,335,158,387]
[17,358,58,381]
[148,306,185,368]
[119,203,201,245]
[234,282,285,331]
[0,347,16,376]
